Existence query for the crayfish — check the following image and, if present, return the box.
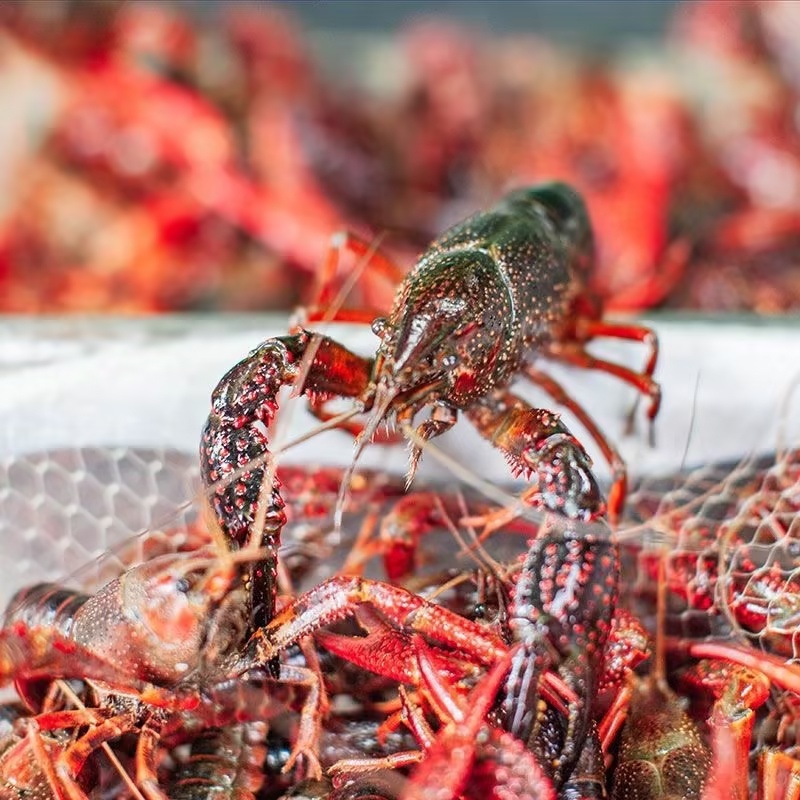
[0,547,327,798]
[3,446,800,797]
[201,180,661,634]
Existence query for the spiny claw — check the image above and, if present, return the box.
[529,433,606,520]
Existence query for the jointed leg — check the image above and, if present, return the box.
[244,576,577,717]
[551,317,661,441]
[316,607,484,689]
[402,645,557,800]
[275,663,325,780]
[340,490,469,581]
[244,574,508,670]
[57,713,137,792]
[25,708,131,800]
[135,713,168,800]
[303,230,405,325]
[759,750,800,800]
[576,319,660,384]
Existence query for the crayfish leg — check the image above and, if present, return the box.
[677,659,770,800]
[573,319,660,389]
[23,708,132,800]
[406,406,457,487]
[135,712,168,800]
[550,317,662,443]
[316,611,480,691]
[274,663,326,781]
[403,646,556,800]
[303,230,406,323]
[57,713,139,800]
[595,611,652,753]
[758,750,800,800]
[327,751,423,781]
[602,239,690,313]
[202,331,373,636]
[244,575,507,670]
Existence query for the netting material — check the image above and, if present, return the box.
[621,448,800,656]
[0,447,200,608]
[3,443,799,655]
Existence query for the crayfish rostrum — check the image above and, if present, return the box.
[201,180,661,632]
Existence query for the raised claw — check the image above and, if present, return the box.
[201,330,373,632]
[530,432,606,520]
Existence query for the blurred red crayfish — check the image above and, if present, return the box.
[201,180,661,633]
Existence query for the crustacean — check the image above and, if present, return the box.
[0,548,326,799]
[162,722,269,800]
[251,448,800,798]
[0,461,474,799]
[4,440,800,797]
[622,446,800,657]
[605,444,800,800]
[201,180,661,637]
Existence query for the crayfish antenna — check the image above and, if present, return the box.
[334,386,396,537]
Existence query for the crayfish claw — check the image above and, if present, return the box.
[468,397,606,522]
[531,433,606,521]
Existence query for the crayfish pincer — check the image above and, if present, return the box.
[201,181,661,629]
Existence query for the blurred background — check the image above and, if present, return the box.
[217,1,681,41]
[0,0,799,314]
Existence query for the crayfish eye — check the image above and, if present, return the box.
[175,577,191,594]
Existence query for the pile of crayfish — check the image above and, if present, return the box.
[2,179,800,800]
[2,453,799,800]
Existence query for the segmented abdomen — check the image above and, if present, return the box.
[165,722,267,800]
[3,583,89,639]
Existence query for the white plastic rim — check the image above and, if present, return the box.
[0,314,798,607]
